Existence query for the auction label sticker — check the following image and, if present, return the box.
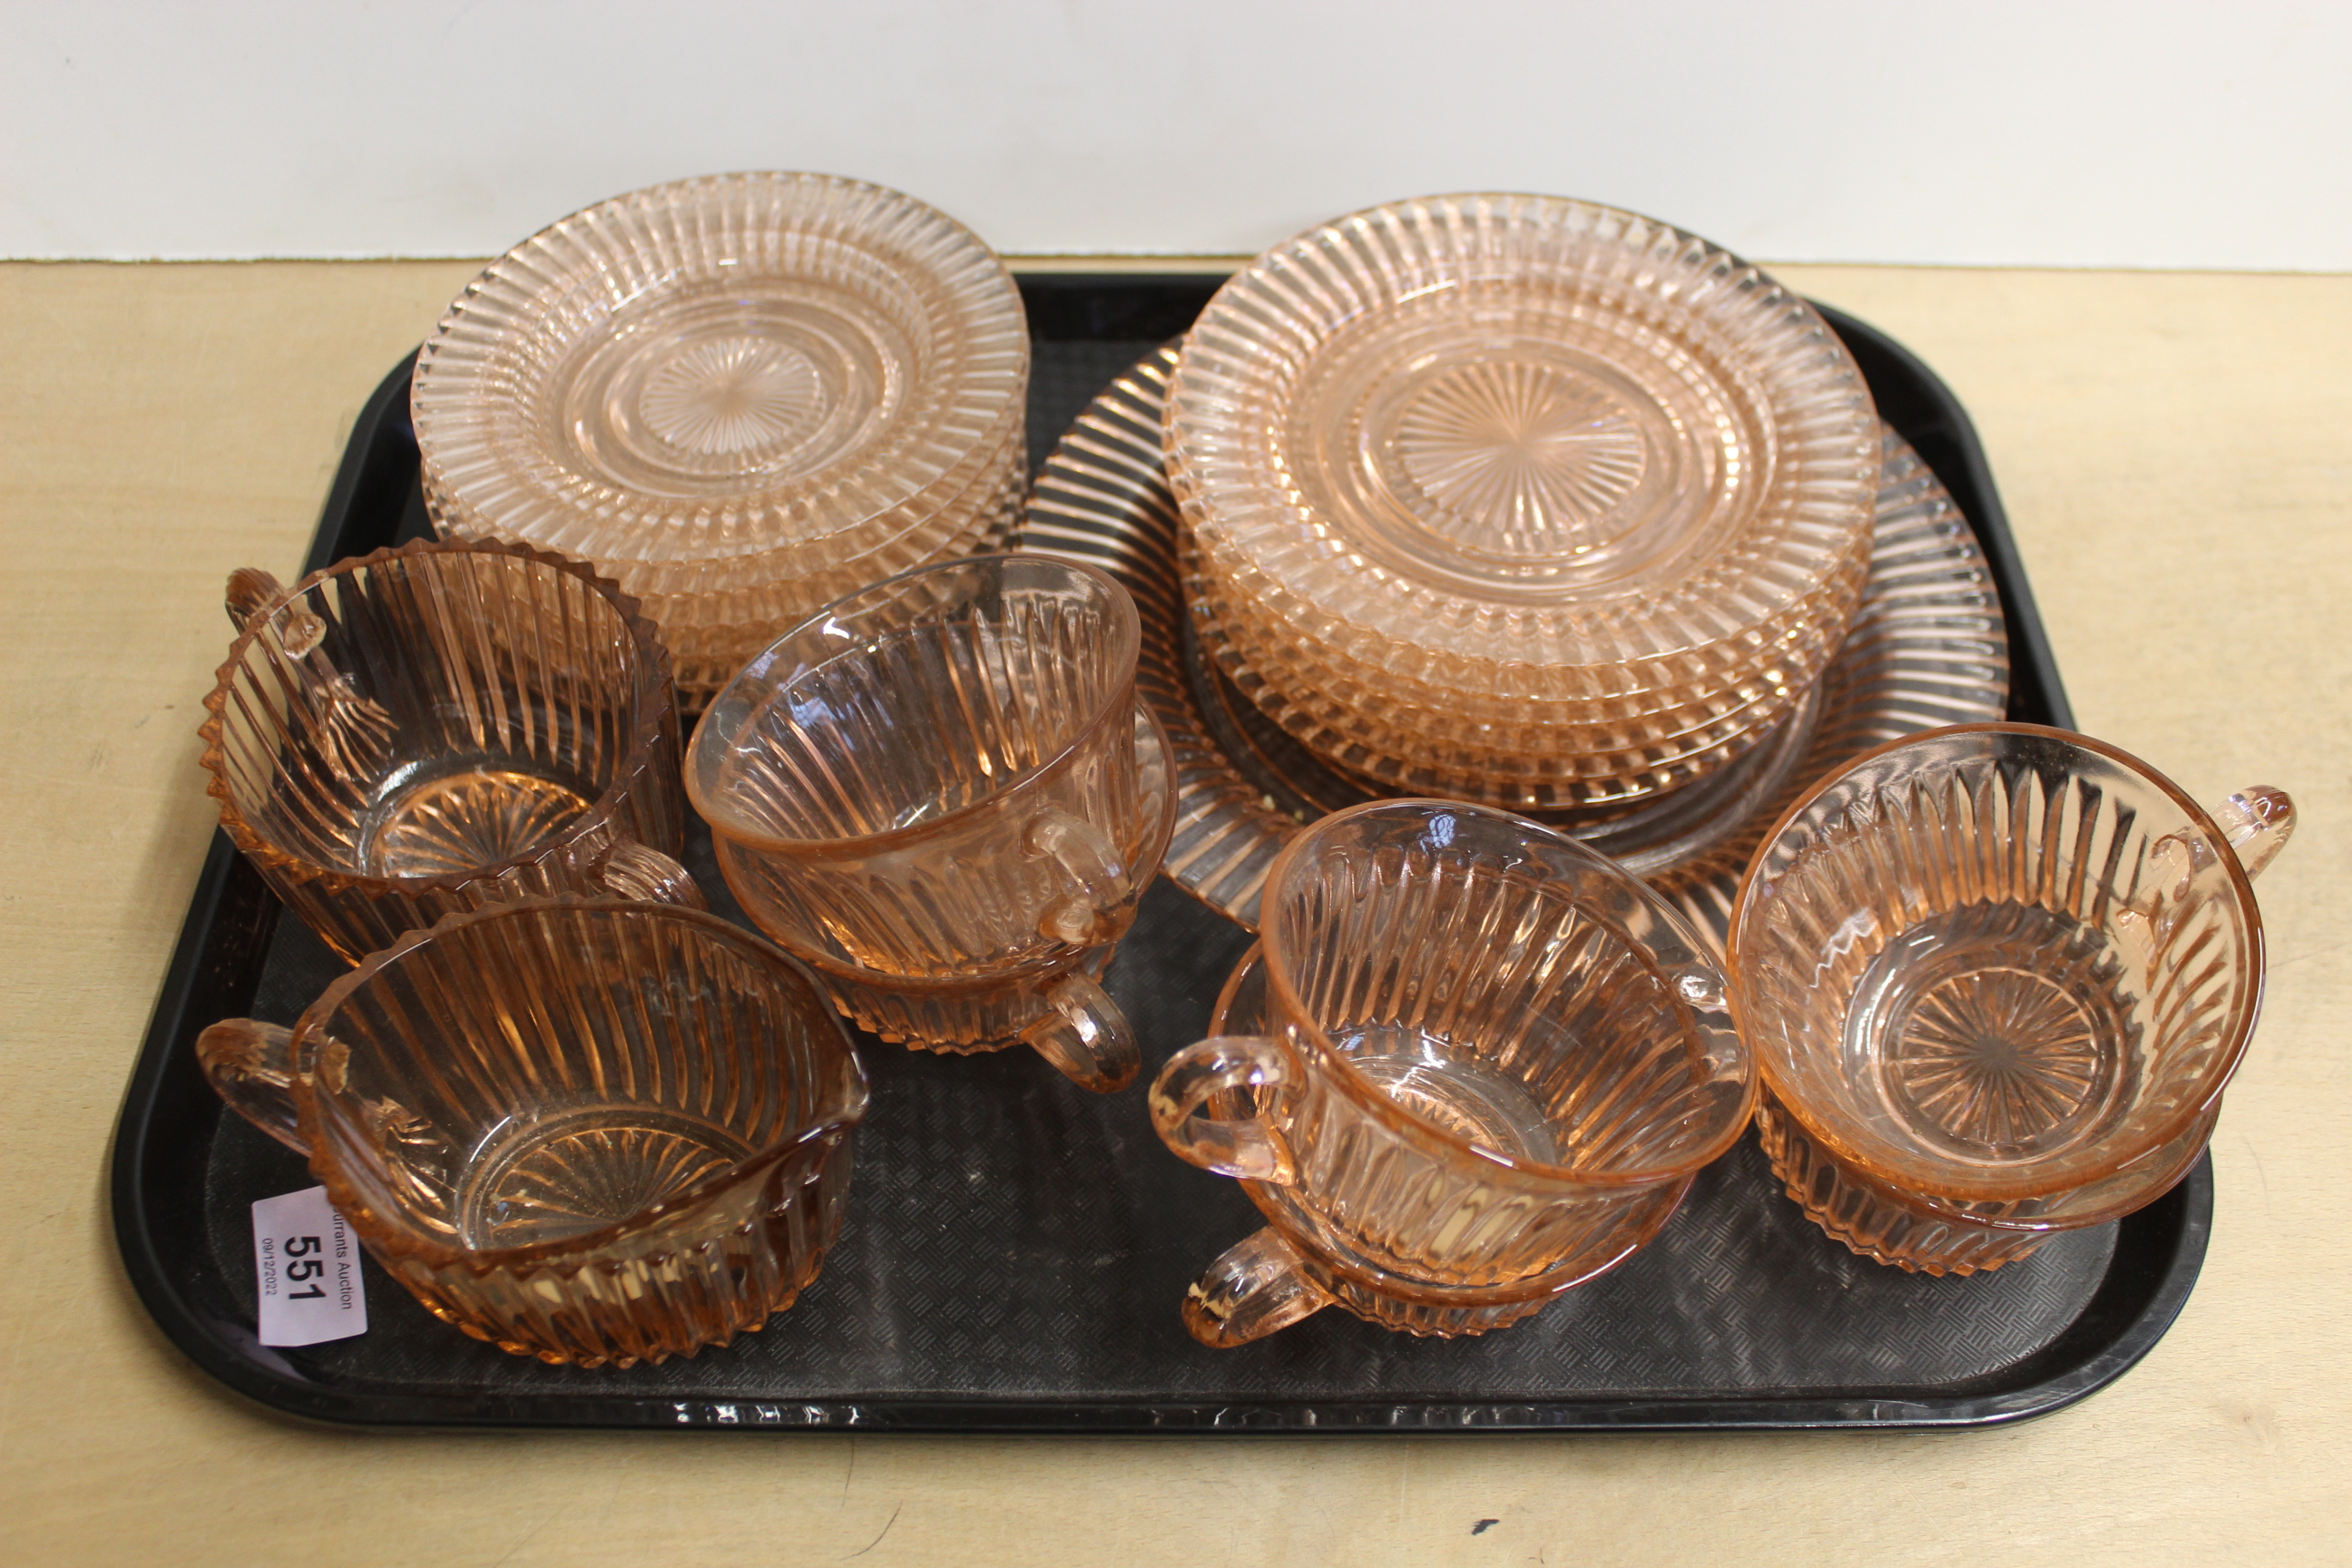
[251,1185,368,1346]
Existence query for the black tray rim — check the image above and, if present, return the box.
[108,277,2215,1436]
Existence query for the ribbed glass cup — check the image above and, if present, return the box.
[197,900,868,1368]
[1729,724,2294,1273]
[1149,799,1750,1343]
[687,555,1173,1093]
[199,539,694,963]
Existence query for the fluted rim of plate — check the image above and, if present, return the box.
[1165,191,1877,682]
[413,171,1027,568]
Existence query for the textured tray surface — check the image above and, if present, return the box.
[114,278,2205,1430]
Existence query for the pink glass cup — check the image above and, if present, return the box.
[196,899,868,1367]
[200,539,701,962]
[686,554,1175,1093]
[1729,723,2294,1274]
[1150,799,1751,1344]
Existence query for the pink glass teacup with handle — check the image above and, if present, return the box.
[687,554,1174,1093]
[1150,799,1752,1344]
[1729,723,2294,1274]
[197,899,867,1368]
[200,538,701,963]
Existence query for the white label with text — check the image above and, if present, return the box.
[251,1185,368,1346]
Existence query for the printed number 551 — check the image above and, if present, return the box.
[284,1234,326,1300]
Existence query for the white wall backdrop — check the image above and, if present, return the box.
[5,0,2348,269]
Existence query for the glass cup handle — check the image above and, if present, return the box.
[1148,1034,1296,1182]
[225,566,396,781]
[2214,785,2295,881]
[2138,783,2298,922]
[591,839,710,910]
[1134,705,1173,826]
[1020,972,1141,1093]
[225,566,325,652]
[1181,1227,1331,1348]
[195,1019,312,1155]
[1025,808,1126,946]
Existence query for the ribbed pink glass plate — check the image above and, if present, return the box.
[1164,194,1880,796]
[414,172,1030,699]
[1019,346,2006,945]
[416,171,1026,569]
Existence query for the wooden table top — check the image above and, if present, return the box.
[2,260,2345,1566]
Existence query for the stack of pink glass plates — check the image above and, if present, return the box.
[1019,343,2009,944]
[413,172,1029,700]
[1165,194,1882,808]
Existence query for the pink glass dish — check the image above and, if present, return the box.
[686,555,1174,1092]
[199,539,698,962]
[1729,723,2293,1273]
[1016,345,2007,940]
[413,172,1029,698]
[1150,799,1750,1343]
[1165,192,1879,799]
[196,899,867,1367]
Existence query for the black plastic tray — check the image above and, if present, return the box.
[109,276,2209,1432]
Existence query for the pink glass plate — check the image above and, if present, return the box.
[1164,194,1879,741]
[414,172,1027,573]
[1017,346,2007,946]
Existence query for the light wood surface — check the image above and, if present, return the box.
[1,260,2345,1566]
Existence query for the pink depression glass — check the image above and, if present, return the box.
[412,172,1029,698]
[1729,723,2294,1274]
[1149,799,1751,1343]
[196,899,868,1368]
[1166,192,1878,804]
[199,539,697,962]
[686,555,1175,1093]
